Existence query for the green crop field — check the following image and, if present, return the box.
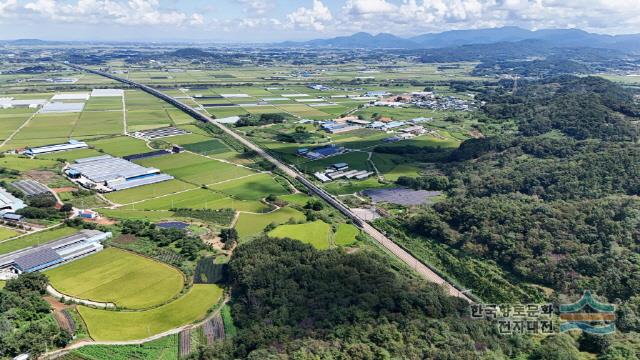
[99,209,176,221]
[122,188,226,210]
[72,334,178,360]
[89,136,150,157]
[0,155,58,171]
[0,227,77,255]
[235,207,305,241]
[279,193,312,206]
[46,248,184,309]
[0,226,20,241]
[104,179,196,204]
[182,139,230,155]
[78,284,222,341]
[268,220,332,249]
[209,173,288,200]
[135,152,255,185]
[334,223,360,246]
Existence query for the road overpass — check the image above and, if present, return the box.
[67,63,473,302]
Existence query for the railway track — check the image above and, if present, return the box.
[66,63,473,303]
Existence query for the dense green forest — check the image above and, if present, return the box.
[369,75,640,357]
[190,237,623,359]
[0,273,71,358]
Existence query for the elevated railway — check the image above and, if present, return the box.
[68,63,473,302]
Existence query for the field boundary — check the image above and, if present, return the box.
[47,285,116,309]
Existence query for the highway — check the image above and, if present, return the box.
[68,63,472,302]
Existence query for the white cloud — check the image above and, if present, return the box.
[286,0,333,31]
[0,0,18,17]
[344,0,396,16]
[22,0,204,26]
[333,0,640,36]
[238,0,272,15]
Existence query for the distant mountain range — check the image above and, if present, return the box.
[277,27,640,53]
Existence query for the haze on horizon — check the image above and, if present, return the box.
[0,0,639,42]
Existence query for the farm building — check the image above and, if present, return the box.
[365,91,389,97]
[0,187,25,212]
[332,163,349,171]
[123,149,172,161]
[348,119,371,125]
[11,180,51,197]
[304,145,346,160]
[91,89,124,97]
[40,102,85,113]
[325,124,361,134]
[66,155,174,192]
[132,127,191,140]
[51,93,90,101]
[215,116,241,124]
[0,98,47,109]
[2,213,23,222]
[314,172,331,182]
[401,125,426,135]
[0,230,111,279]
[383,121,404,130]
[23,139,88,156]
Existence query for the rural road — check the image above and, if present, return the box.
[67,63,473,303]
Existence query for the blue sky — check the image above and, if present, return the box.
[1,0,639,42]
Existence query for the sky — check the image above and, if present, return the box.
[1,0,640,42]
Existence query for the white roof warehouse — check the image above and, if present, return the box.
[66,155,174,191]
[0,230,111,279]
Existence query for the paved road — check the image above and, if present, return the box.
[68,63,472,303]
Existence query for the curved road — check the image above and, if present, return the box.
[67,63,472,303]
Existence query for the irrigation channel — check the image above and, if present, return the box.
[66,62,473,303]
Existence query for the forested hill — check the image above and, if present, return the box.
[479,76,640,141]
[192,238,588,359]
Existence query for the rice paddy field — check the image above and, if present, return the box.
[78,284,222,341]
[46,248,185,309]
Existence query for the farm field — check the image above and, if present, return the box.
[279,193,312,206]
[72,334,178,360]
[0,227,77,255]
[78,284,222,341]
[334,223,360,246]
[208,173,288,200]
[46,248,184,309]
[121,188,226,210]
[104,179,196,205]
[0,155,58,171]
[235,207,305,241]
[99,209,176,221]
[0,226,20,241]
[268,220,332,250]
[135,152,255,185]
[88,136,150,157]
